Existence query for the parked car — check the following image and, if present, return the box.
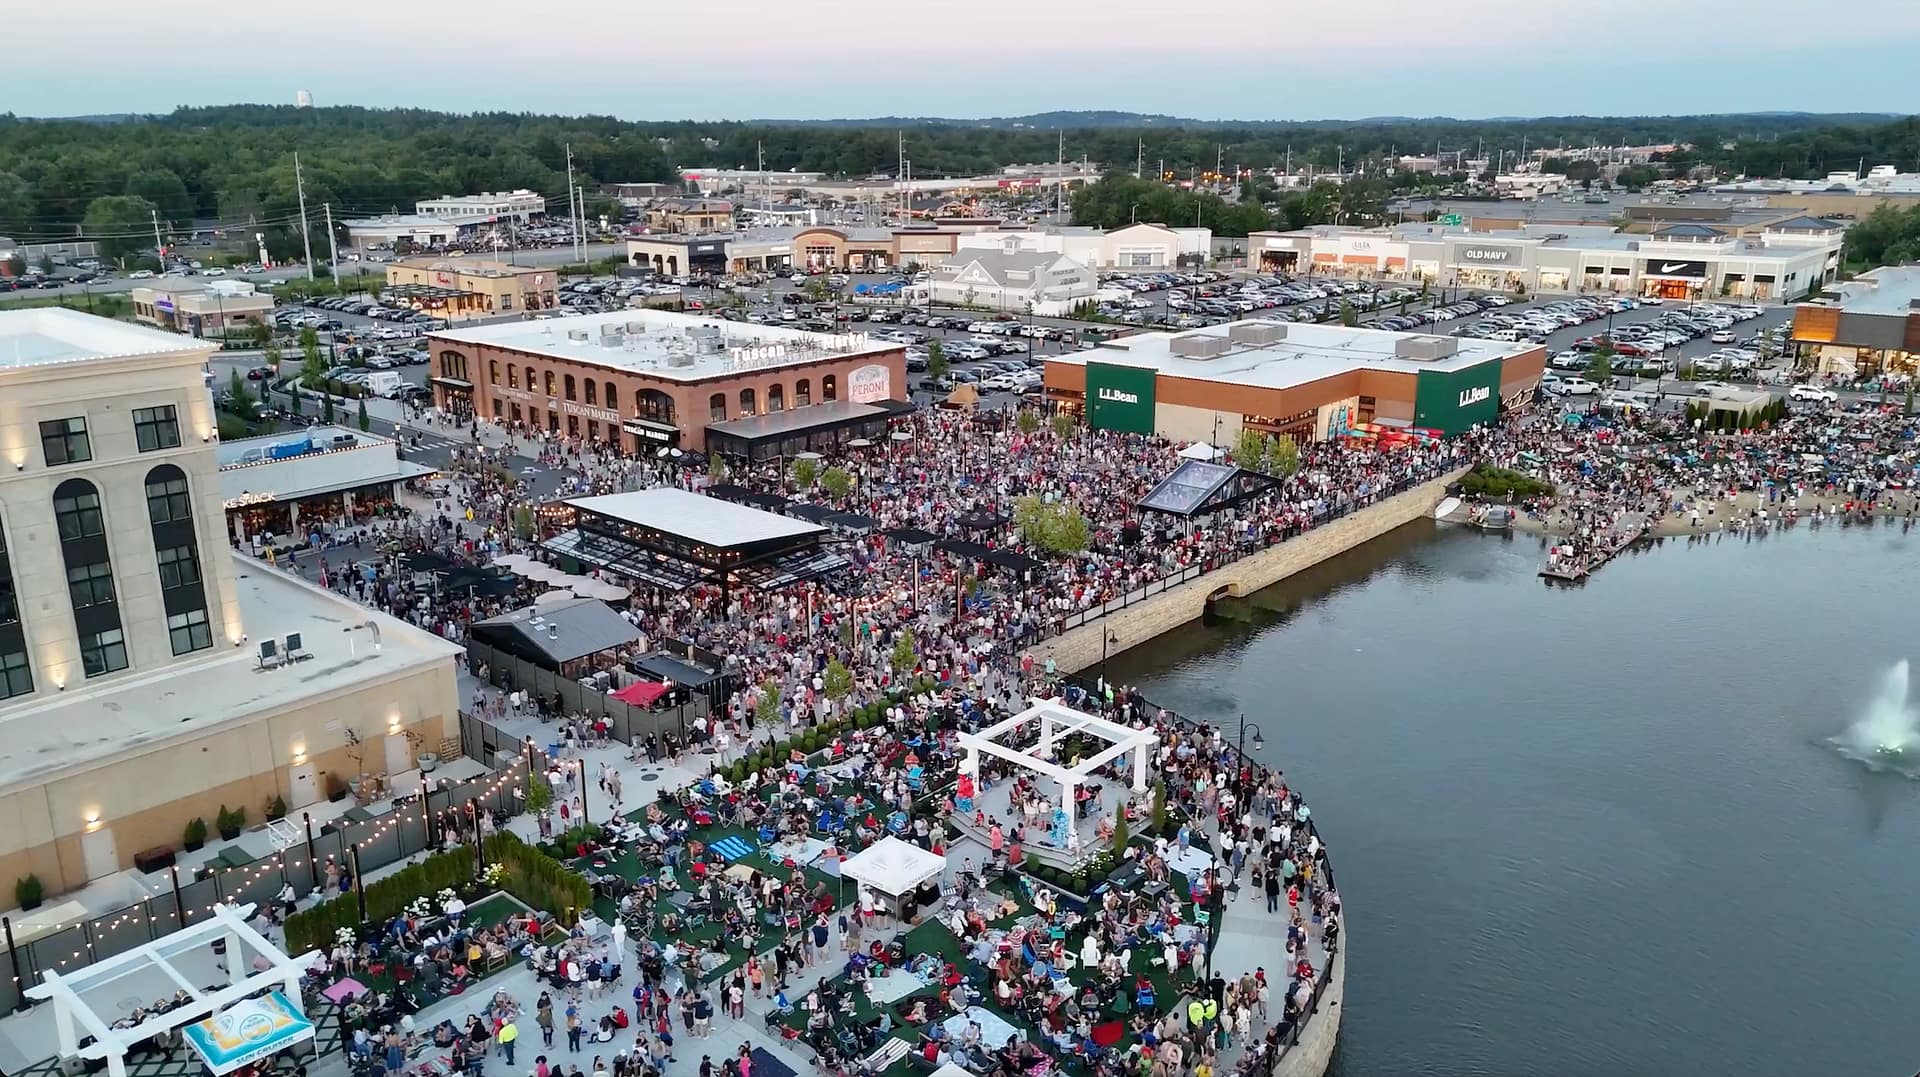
[1789,384,1839,403]
[1554,377,1600,396]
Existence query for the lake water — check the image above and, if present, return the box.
[1104,518,1920,1077]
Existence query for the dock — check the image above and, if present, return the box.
[1539,512,1649,581]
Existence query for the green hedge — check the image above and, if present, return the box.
[485,831,593,922]
[285,847,475,953]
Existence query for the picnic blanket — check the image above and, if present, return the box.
[769,835,829,865]
[865,968,926,1006]
[943,1005,1024,1048]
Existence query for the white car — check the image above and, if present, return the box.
[1549,350,1587,370]
[1710,330,1736,343]
[128,269,154,279]
[1789,384,1838,403]
[1554,376,1600,396]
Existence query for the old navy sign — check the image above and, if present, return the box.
[1458,385,1491,408]
[1456,246,1517,265]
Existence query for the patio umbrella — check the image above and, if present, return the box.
[533,588,576,605]
[520,562,567,583]
[889,431,914,442]
[492,553,534,572]
[794,450,825,461]
[847,438,874,448]
[580,579,630,601]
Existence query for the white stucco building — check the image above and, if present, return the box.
[955,222,1211,270]
[927,250,1099,314]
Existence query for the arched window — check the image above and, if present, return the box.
[437,350,468,381]
[55,478,126,678]
[709,393,727,422]
[638,390,676,424]
[739,388,757,416]
[0,511,30,700]
[584,380,597,406]
[507,364,519,390]
[604,382,618,411]
[767,384,785,413]
[564,375,577,402]
[544,370,556,397]
[822,374,838,401]
[488,359,500,385]
[795,379,811,408]
[145,465,211,656]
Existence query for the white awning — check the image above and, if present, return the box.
[839,836,945,897]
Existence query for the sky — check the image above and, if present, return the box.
[10,0,1920,122]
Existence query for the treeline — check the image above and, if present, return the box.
[3,105,1920,257]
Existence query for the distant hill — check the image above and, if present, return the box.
[753,109,1905,130]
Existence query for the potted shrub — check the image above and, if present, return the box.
[215,805,246,841]
[183,817,209,852]
[15,874,43,911]
[325,773,349,802]
[266,795,287,822]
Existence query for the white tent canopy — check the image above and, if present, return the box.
[1178,442,1224,461]
[839,836,946,897]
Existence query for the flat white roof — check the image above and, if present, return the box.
[218,426,438,505]
[0,554,464,795]
[1051,320,1521,392]
[0,308,215,371]
[432,308,897,382]
[568,487,822,548]
[1815,265,1920,316]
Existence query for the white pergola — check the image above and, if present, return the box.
[25,902,320,1077]
[957,697,1159,846]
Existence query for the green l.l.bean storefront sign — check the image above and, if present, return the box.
[1086,361,1158,433]
[1413,358,1503,435]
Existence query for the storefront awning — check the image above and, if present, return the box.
[431,376,474,389]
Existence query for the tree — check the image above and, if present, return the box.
[1014,409,1041,436]
[322,393,335,426]
[1587,342,1614,385]
[36,254,54,276]
[511,505,535,541]
[790,457,819,489]
[802,276,830,302]
[1013,495,1090,555]
[925,339,948,379]
[708,454,728,481]
[1050,413,1076,439]
[226,370,254,419]
[822,657,853,702]
[298,326,326,386]
[1906,380,1915,417]
[81,195,158,260]
[0,172,34,235]
[1150,780,1167,835]
[1110,810,1130,856]
[356,398,370,432]
[1338,300,1358,327]
[819,465,853,500]
[1234,427,1269,470]
[1264,433,1300,477]
[890,629,917,675]
[125,168,194,225]
[755,680,783,726]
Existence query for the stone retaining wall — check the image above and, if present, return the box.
[1277,933,1346,1077]
[1037,468,1468,673]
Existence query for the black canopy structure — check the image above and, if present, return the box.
[470,598,641,671]
[935,538,991,559]
[705,483,753,504]
[882,527,939,546]
[981,548,1043,576]
[401,551,521,598]
[705,398,914,462]
[542,488,848,599]
[785,502,836,524]
[1137,460,1284,518]
[955,511,1008,532]
[825,512,874,532]
[741,490,791,511]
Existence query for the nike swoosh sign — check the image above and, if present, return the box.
[1659,263,1687,273]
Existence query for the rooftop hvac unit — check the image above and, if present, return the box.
[1394,335,1459,361]
[663,340,697,367]
[547,624,559,640]
[567,329,589,342]
[1228,322,1288,346]
[625,321,646,334]
[1169,333,1233,359]
[600,325,625,347]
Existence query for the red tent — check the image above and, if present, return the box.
[609,680,670,706]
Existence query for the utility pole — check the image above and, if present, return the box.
[150,208,165,271]
[565,144,581,263]
[897,132,906,227]
[1136,138,1144,180]
[294,152,314,280]
[323,203,340,286]
[1055,130,1064,218]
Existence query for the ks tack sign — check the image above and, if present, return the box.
[1085,361,1157,433]
[1413,359,1503,435]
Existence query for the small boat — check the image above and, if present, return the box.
[1470,504,1516,531]
[1433,496,1462,521]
